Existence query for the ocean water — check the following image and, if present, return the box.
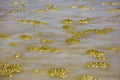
[0,0,120,80]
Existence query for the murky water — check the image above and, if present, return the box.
[0,0,120,80]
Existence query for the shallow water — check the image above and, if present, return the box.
[0,0,120,80]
